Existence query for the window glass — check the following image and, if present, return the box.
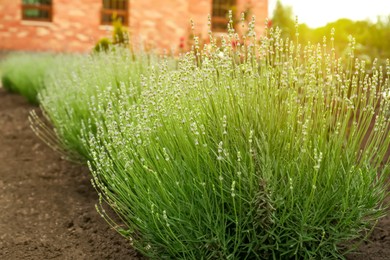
[22,0,52,22]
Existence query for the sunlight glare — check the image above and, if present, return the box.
[269,0,390,28]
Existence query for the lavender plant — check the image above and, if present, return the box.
[0,52,58,104]
[87,15,390,259]
[33,47,155,160]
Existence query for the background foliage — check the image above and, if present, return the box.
[271,0,390,66]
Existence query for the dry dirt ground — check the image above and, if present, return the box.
[0,88,140,259]
[0,87,389,259]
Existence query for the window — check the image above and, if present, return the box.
[102,0,129,25]
[212,0,236,32]
[22,0,52,22]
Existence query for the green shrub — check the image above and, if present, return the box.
[86,18,389,259]
[94,16,129,53]
[94,37,112,53]
[111,17,128,45]
[0,52,57,104]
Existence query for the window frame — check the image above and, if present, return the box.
[101,0,129,26]
[21,0,53,22]
[211,0,236,32]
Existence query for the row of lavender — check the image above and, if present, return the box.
[1,18,389,259]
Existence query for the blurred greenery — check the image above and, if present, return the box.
[271,0,390,66]
[271,0,295,39]
[94,15,129,53]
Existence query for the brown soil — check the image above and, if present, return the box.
[346,194,390,260]
[0,87,140,259]
[0,87,389,259]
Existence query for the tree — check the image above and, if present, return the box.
[271,0,295,39]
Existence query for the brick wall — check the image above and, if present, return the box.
[189,0,212,39]
[0,0,268,53]
[0,0,110,52]
[130,0,190,52]
[245,0,268,36]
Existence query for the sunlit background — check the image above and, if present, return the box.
[269,0,390,28]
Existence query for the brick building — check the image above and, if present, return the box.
[0,0,268,53]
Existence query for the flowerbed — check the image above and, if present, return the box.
[1,17,389,259]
